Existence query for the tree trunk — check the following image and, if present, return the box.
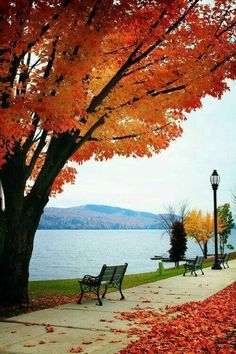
[219,235,224,255]
[0,196,47,305]
[0,229,32,305]
[203,242,208,259]
[0,156,49,306]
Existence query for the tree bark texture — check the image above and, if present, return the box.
[203,243,208,259]
[0,204,47,305]
[0,152,52,305]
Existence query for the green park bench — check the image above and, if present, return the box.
[218,253,230,268]
[183,256,204,276]
[77,263,128,306]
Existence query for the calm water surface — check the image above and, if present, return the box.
[29,229,236,280]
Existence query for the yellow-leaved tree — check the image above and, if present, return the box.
[185,210,213,258]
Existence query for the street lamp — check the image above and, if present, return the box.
[210,170,222,270]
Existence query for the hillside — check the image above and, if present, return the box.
[38,204,169,230]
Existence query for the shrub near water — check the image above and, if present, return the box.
[169,221,188,262]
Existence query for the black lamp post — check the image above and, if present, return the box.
[210,170,222,270]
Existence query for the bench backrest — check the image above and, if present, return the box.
[99,263,128,283]
[195,256,204,266]
[112,264,128,283]
[224,253,229,261]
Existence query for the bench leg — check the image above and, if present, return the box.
[77,290,84,304]
[96,287,103,306]
[201,268,204,275]
[102,285,108,299]
[119,285,125,300]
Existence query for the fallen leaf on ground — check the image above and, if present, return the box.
[69,347,83,353]
[110,340,122,343]
[39,340,46,344]
[45,326,54,333]
[24,344,36,347]
[82,340,92,345]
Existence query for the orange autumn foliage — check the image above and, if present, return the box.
[118,283,236,354]
[0,0,235,196]
[185,209,214,243]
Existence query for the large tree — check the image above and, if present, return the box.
[0,0,235,305]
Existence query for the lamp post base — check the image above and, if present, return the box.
[212,262,222,270]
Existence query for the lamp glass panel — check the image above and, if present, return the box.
[210,171,220,186]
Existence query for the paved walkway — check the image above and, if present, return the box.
[0,260,235,354]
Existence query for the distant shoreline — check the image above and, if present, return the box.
[39,204,170,230]
[39,204,236,231]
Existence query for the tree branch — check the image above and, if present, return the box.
[86,0,103,25]
[44,37,58,79]
[24,130,48,179]
[148,84,187,97]
[111,123,171,141]
[131,0,200,66]
[216,20,236,38]
[210,53,236,73]
[122,56,167,78]
[84,122,172,143]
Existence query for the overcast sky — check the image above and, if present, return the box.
[48,81,236,215]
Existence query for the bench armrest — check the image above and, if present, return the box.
[80,275,99,285]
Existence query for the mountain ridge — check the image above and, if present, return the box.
[38,204,169,230]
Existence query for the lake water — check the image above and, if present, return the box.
[29,229,236,281]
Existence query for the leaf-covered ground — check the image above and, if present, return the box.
[117,283,236,353]
[0,294,83,319]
